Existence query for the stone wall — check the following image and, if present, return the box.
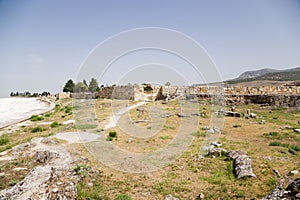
[70,84,300,106]
[197,94,300,107]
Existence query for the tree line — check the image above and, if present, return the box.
[63,78,102,93]
[10,91,50,97]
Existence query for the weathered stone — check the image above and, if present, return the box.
[165,194,179,200]
[211,141,222,147]
[208,148,227,157]
[176,113,189,118]
[286,178,300,195]
[196,193,205,200]
[35,151,51,163]
[12,167,27,171]
[227,150,255,179]
[280,125,293,130]
[234,154,256,179]
[227,150,247,159]
[41,138,57,145]
[294,129,300,133]
[155,86,166,101]
[290,170,299,175]
[273,169,281,177]
[250,113,257,118]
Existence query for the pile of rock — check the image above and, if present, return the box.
[262,178,300,199]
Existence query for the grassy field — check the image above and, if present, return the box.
[0,98,300,199]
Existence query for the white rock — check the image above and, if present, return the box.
[294,129,300,133]
[13,167,27,171]
[52,188,58,193]
[290,170,299,175]
[0,151,8,156]
[62,120,76,125]
[165,194,179,200]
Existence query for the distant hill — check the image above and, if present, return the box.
[228,67,300,84]
[237,68,279,80]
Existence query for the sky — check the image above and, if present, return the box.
[0,0,300,97]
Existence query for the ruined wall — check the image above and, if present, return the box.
[96,86,134,100]
[197,94,300,107]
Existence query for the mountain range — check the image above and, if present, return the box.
[227,66,300,84]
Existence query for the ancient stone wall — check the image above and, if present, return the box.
[197,94,300,107]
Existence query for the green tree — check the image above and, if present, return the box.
[88,78,99,92]
[165,81,171,86]
[83,80,88,87]
[63,79,75,93]
[74,82,88,93]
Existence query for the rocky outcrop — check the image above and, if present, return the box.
[0,137,75,200]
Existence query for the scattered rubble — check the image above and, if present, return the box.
[262,178,300,200]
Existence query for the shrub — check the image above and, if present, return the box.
[50,121,61,128]
[288,148,297,155]
[109,131,117,138]
[115,194,132,200]
[30,115,44,121]
[65,105,72,114]
[268,132,279,137]
[44,113,51,117]
[290,145,300,151]
[0,136,9,145]
[143,84,153,92]
[233,124,241,128]
[74,164,89,173]
[31,126,45,133]
[269,141,289,147]
[9,180,18,186]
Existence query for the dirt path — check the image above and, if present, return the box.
[104,101,148,129]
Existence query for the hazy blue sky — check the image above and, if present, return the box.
[1,0,300,97]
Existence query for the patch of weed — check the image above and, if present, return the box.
[30,115,44,121]
[0,136,9,145]
[31,126,46,133]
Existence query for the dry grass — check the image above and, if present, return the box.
[1,98,300,199]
